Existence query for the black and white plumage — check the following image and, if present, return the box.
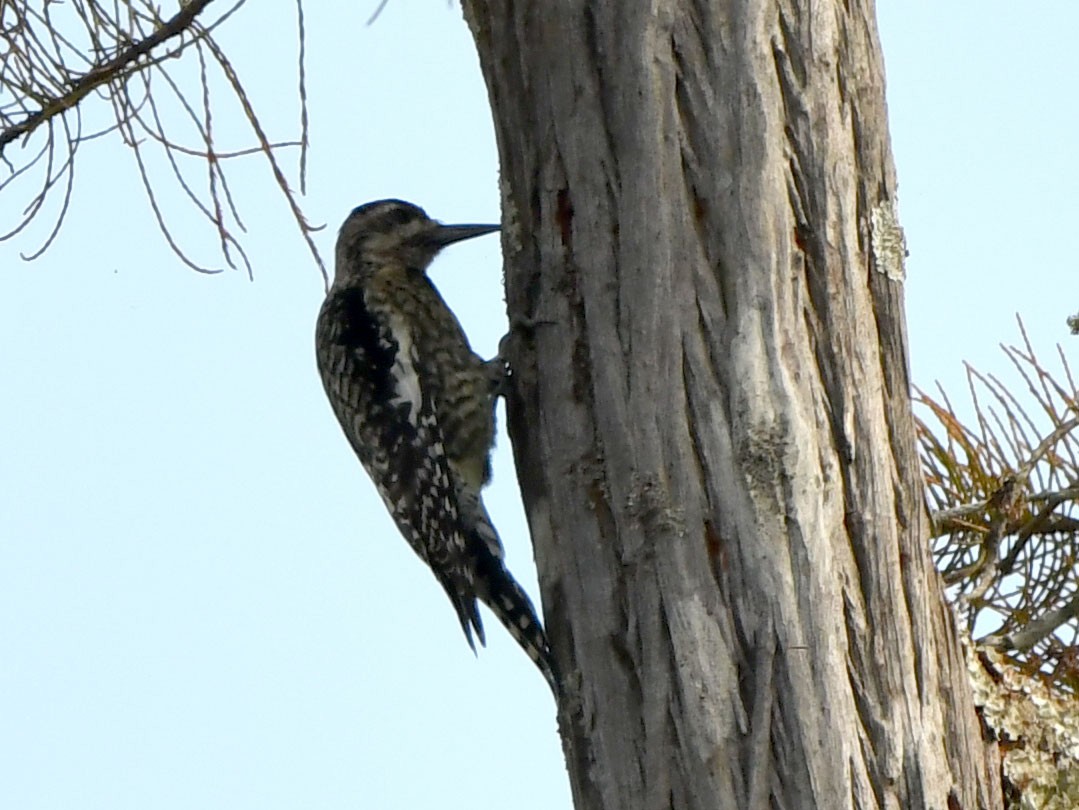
[315,199,558,694]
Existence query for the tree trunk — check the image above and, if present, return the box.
[463,2,1002,808]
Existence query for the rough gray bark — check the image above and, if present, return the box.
[463,2,1001,808]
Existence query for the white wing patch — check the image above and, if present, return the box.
[385,310,424,426]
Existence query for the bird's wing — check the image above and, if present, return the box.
[316,287,486,649]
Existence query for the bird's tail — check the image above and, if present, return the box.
[447,487,560,696]
[469,534,561,697]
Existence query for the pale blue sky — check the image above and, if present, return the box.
[1,4,1075,809]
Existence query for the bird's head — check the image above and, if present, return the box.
[334,199,499,281]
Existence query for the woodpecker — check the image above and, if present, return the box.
[315,199,559,695]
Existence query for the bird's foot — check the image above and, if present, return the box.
[487,316,557,397]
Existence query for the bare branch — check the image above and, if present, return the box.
[916,320,1079,691]
[0,0,217,154]
[1,1,323,276]
[985,595,1079,652]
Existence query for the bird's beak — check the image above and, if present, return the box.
[430,223,500,248]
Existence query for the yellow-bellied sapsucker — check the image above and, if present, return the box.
[315,199,558,694]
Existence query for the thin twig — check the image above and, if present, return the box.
[1,0,217,154]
